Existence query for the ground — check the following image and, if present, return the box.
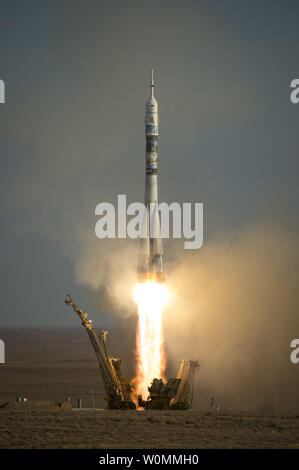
[0,329,298,449]
[0,407,299,448]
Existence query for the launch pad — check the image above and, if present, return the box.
[64,74,199,410]
[65,295,199,410]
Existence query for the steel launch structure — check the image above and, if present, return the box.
[65,295,136,409]
[65,73,199,410]
[65,294,198,410]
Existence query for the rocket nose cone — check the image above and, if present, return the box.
[145,100,158,123]
[147,95,157,106]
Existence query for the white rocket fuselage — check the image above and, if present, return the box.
[138,72,164,283]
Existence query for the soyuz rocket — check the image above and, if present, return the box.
[137,71,165,283]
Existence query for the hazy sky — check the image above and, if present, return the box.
[0,0,299,328]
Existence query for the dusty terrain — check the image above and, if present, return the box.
[0,329,298,449]
[1,406,299,449]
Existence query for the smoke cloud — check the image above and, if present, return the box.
[162,219,299,410]
[65,213,299,410]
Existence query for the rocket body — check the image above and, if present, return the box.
[137,72,164,283]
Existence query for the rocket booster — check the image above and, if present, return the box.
[137,71,165,283]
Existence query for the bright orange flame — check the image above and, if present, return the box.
[133,281,168,399]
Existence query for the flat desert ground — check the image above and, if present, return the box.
[0,329,298,449]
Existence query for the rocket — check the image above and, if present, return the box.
[137,70,165,283]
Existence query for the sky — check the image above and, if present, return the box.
[0,0,299,331]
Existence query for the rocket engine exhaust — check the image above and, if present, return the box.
[134,281,168,399]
